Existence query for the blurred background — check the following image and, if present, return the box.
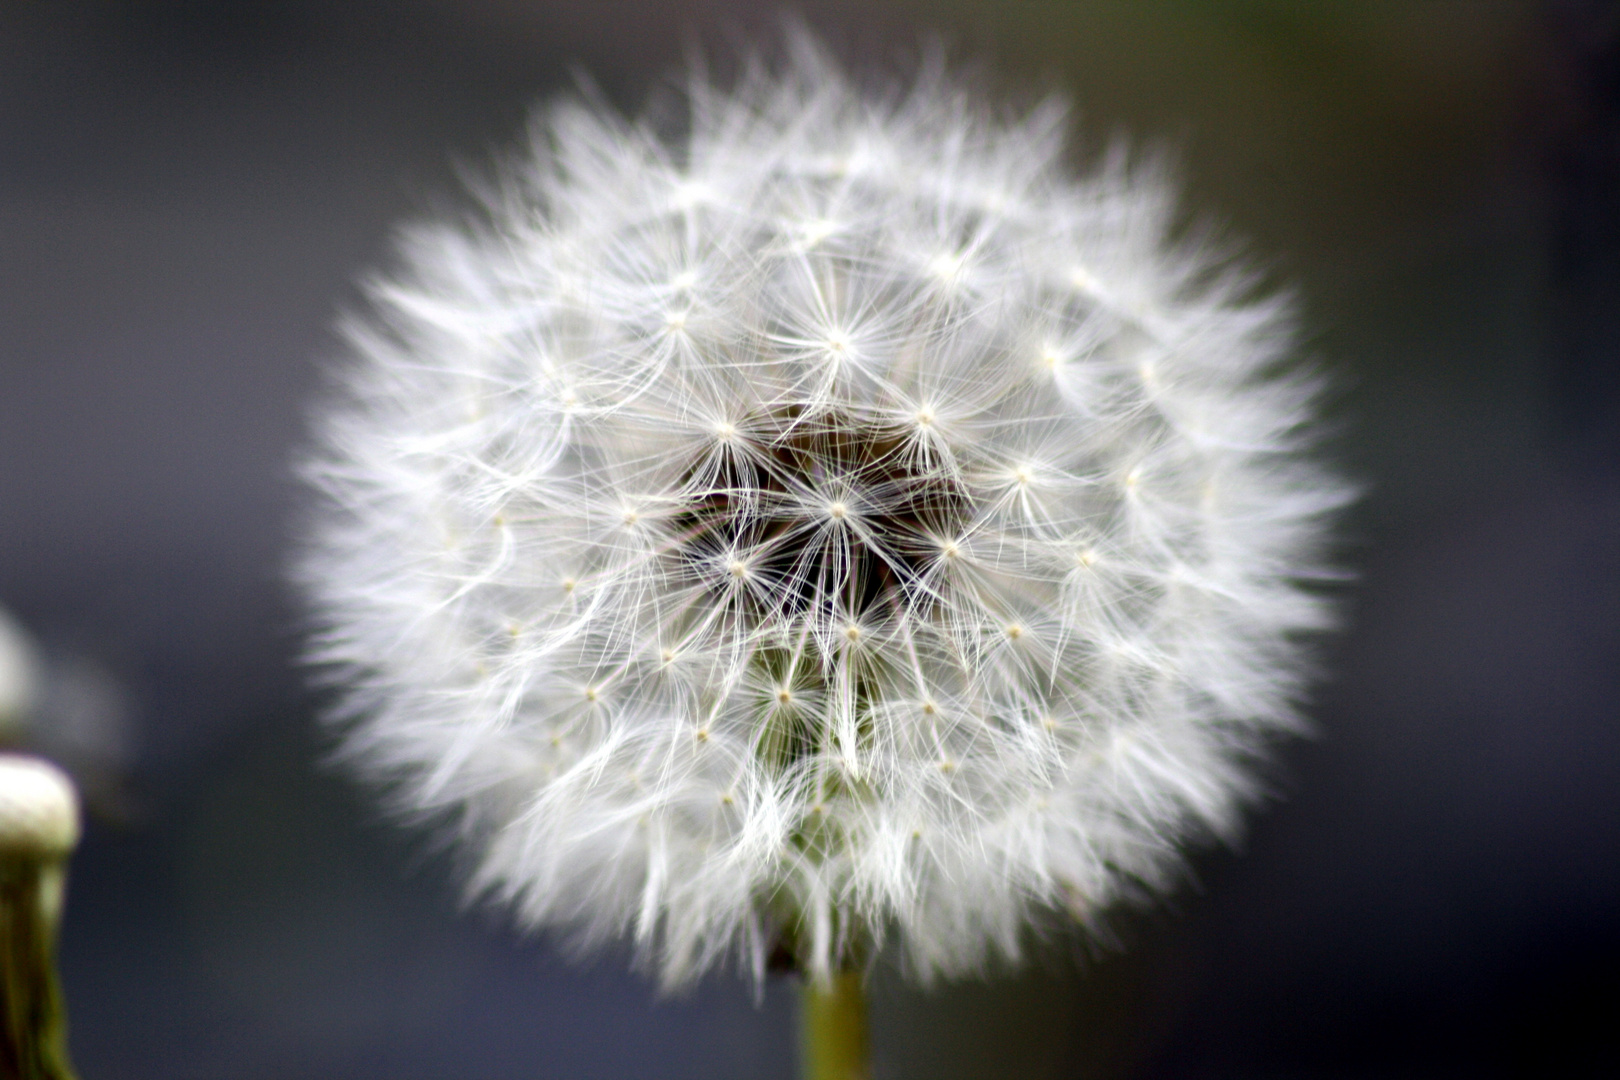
[2,1,1617,1076]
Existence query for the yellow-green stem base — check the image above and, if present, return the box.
[0,857,77,1080]
[800,970,869,1080]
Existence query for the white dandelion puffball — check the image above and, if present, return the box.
[298,41,1348,989]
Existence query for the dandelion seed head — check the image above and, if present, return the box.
[297,35,1349,989]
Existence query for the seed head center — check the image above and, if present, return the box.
[671,406,970,619]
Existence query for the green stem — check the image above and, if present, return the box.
[800,970,869,1080]
[0,856,78,1080]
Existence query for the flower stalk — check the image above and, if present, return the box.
[0,756,80,1080]
[801,970,868,1080]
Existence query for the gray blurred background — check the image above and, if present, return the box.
[3,1,1617,1076]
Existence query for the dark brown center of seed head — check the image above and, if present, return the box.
[671,407,971,619]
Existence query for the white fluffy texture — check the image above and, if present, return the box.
[299,42,1347,989]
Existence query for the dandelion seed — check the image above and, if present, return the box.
[796,218,840,249]
[296,35,1349,993]
[928,250,967,283]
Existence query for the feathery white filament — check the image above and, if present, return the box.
[298,39,1347,989]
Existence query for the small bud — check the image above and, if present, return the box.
[0,755,79,860]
